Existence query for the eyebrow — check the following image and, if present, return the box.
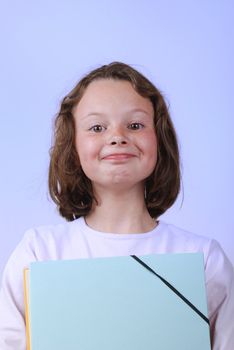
[82,108,152,119]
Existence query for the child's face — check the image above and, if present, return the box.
[73,79,157,192]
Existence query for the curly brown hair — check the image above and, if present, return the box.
[49,62,180,221]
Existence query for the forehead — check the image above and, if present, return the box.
[73,79,154,116]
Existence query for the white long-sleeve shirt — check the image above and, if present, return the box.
[0,217,233,349]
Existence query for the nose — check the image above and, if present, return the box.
[110,136,127,145]
[108,127,128,146]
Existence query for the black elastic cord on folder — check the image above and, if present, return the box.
[130,255,209,325]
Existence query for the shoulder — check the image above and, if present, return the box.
[2,218,86,269]
[158,221,213,253]
[23,219,78,241]
[159,222,234,296]
[157,221,233,272]
[19,218,85,260]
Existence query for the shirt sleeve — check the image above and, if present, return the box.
[205,239,234,350]
[0,230,37,350]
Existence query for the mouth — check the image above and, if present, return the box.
[102,153,136,161]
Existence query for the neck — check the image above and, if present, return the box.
[85,186,156,234]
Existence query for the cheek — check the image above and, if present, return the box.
[75,136,98,168]
[143,131,157,161]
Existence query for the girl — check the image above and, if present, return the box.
[0,62,233,350]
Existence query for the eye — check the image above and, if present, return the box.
[128,122,144,130]
[89,125,106,132]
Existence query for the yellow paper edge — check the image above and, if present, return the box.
[23,268,31,350]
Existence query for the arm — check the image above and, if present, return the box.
[205,240,234,350]
[0,230,37,350]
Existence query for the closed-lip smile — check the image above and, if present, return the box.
[102,153,136,160]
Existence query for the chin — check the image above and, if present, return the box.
[101,176,145,190]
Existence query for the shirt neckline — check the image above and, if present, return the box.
[77,216,162,240]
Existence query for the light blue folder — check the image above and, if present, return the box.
[29,253,211,350]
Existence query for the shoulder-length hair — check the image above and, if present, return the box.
[49,62,180,221]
